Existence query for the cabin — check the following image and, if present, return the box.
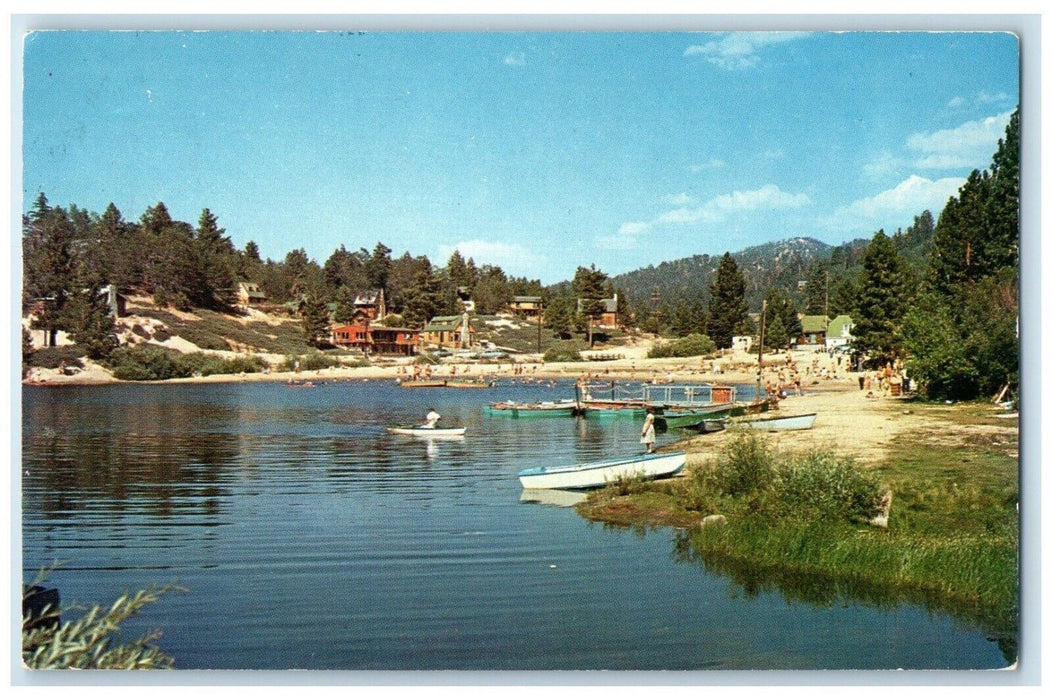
[423,314,476,349]
[332,320,419,356]
[732,335,753,352]
[577,294,619,329]
[237,282,267,309]
[825,314,854,351]
[508,296,543,320]
[795,315,830,347]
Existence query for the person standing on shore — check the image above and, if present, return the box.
[640,407,656,454]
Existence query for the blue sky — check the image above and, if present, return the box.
[20,30,1019,284]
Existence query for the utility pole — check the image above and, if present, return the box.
[537,301,543,353]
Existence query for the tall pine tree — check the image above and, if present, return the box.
[706,253,749,349]
[852,231,912,366]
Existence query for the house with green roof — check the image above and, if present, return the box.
[796,315,830,347]
[825,314,854,350]
[423,314,477,349]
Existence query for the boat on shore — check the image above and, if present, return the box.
[659,402,736,429]
[485,400,580,418]
[689,418,727,434]
[386,425,467,437]
[733,412,816,432]
[517,451,686,490]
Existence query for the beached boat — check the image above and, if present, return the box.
[485,400,580,418]
[690,418,727,434]
[659,403,735,429]
[733,412,816,432]
[386,425,467,437]
[517,451,686,490]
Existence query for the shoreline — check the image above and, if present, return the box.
[22,344,862,392]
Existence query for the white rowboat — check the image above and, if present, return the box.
[386,426,467,437]
[734,412,817,431]
[518,451,686,490]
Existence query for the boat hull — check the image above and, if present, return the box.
[485,401,579,418]
[734,412,816,431]
[659,403,735,429]
[518,451,686,490]
[386,426,467,437]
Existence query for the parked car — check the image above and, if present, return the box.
[479,349,509,360]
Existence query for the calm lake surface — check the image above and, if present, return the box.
[21,379,1009,671]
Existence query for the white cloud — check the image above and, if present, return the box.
[862,151,901,179]
[503,52,526,67]
[618,221,652,236]
[709,184,811,213]
[689,159,725,172]
[604,184,811,249]
[595,233,643,250]
[947,96,965,108]
[977,91,1012,105]
[437,239,544,273]
[824,175,965,232]
[664,192,695,206]
[907,111,1013,169]
[683,32,810,70]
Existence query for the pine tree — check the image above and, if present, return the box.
[332,285,358,325]
[572,265,608,346]
[301,295,332,348]
[544,293,575,339]
[853,231,913,366]
[196,208,238,310]
[65,289,118,360]
[24,201,76,347]
[706,253,749,349]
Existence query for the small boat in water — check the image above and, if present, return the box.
[386,425,467,437]
[518,451,686,490]
[733,412,816,432]
[485,400,580,418]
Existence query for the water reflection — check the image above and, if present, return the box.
[671,530,1017,665]
[519,488,588,508]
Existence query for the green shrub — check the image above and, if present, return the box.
[710,430,778,497]
[23,569,183,669]
[107,346,184,381]
[26,345,87,370]
[107,346,268,380]
[280,352,343,372]
[543,342,584,363]
[774,450,884,522]
[648,333,716,358]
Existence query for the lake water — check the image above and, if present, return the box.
[20,379,1010,671]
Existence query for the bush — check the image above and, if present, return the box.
[280,352,344,372]
[710,430,778,497]
[693,431,884,524]
[543,342,584,363]
[648,333,716,358]
[107,346,184,380]
[107,346,269,381]
[774,451,884,523]
[23,569,182,669]
[26,345,87,370]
